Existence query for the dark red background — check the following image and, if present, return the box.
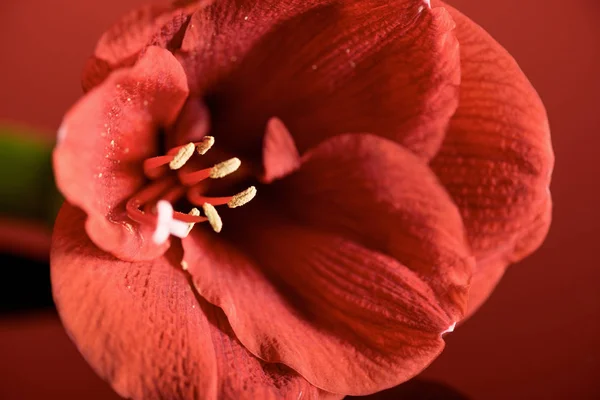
[1,0,598,398]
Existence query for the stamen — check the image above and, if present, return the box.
[210,157,241,179]
[143,155,174,179]
[130,134,254,238]
[169,142,195,170]
[161,185,186,204]
[187,186,257,208]
[227,186,257,208]
[196,136,215,155]
[178,168,212,186]
[186,208,201,235]
[172,211,208,223]
[126,178,175,224]
[178,157,242,186]
[202,203,223,233]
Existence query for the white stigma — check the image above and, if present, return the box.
[152,200,193,244]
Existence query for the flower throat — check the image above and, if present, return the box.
[125,136,256,244]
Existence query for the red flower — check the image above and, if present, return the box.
[51,0,553,398]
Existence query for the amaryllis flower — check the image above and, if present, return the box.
[51,0,553,398]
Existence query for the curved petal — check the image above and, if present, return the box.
[275,133,473,316]
[179,0,460,161]
[183,218,461,396]
[54,46,189,261]
[182,135,473,395]
[82,1,206,92]
[429,1,554,315]
[167,98,211,149]
[466,195,552,314]
[51,204,332,400]
[261,117,301,183]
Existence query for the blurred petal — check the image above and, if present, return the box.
[54,47,189,261]
[429,1,553,316]
[167,98,212,148]
[51,204,330,400]
[82,1,205,91]
[179,0,460,161]
[261,117,301,183]
[182,134,472,395]
[277,133,473,317]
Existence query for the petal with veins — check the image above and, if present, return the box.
[179,0,460,162]
[182,134,473,395]
[82,1,206,91]
[51,204,336,400]
[54,47,189,261]
[430,1,553,316]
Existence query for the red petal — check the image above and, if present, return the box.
[261,117,301,183]
[183,221,460,396]
[277,133,473,318]
[167,98,211,149]
[82,1,205,92]
[54,47,189,261]
[429,1,553,316]
[179,0,460,161]
[51,204,333,400]
[182,134,473,395]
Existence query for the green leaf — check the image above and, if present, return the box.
[0,125,63,226]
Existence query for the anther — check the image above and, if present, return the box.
[210,157,241,179]
[196,136,215,155]
[228,186,257,208]
[202,203,223,233]
[186,208,200,235]
[169,142,196,170]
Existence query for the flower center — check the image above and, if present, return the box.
[125,136,256,244]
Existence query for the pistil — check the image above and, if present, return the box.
[126,136,256,244]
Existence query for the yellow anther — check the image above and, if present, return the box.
[186,208,200,235]
[169,142,195,170]
[202,203,223,233]
[210,157,241,179]
[181,260,189,271]
[196,136,215,155]
[228,186,257,208]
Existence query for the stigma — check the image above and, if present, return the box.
[126,136,256,244]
